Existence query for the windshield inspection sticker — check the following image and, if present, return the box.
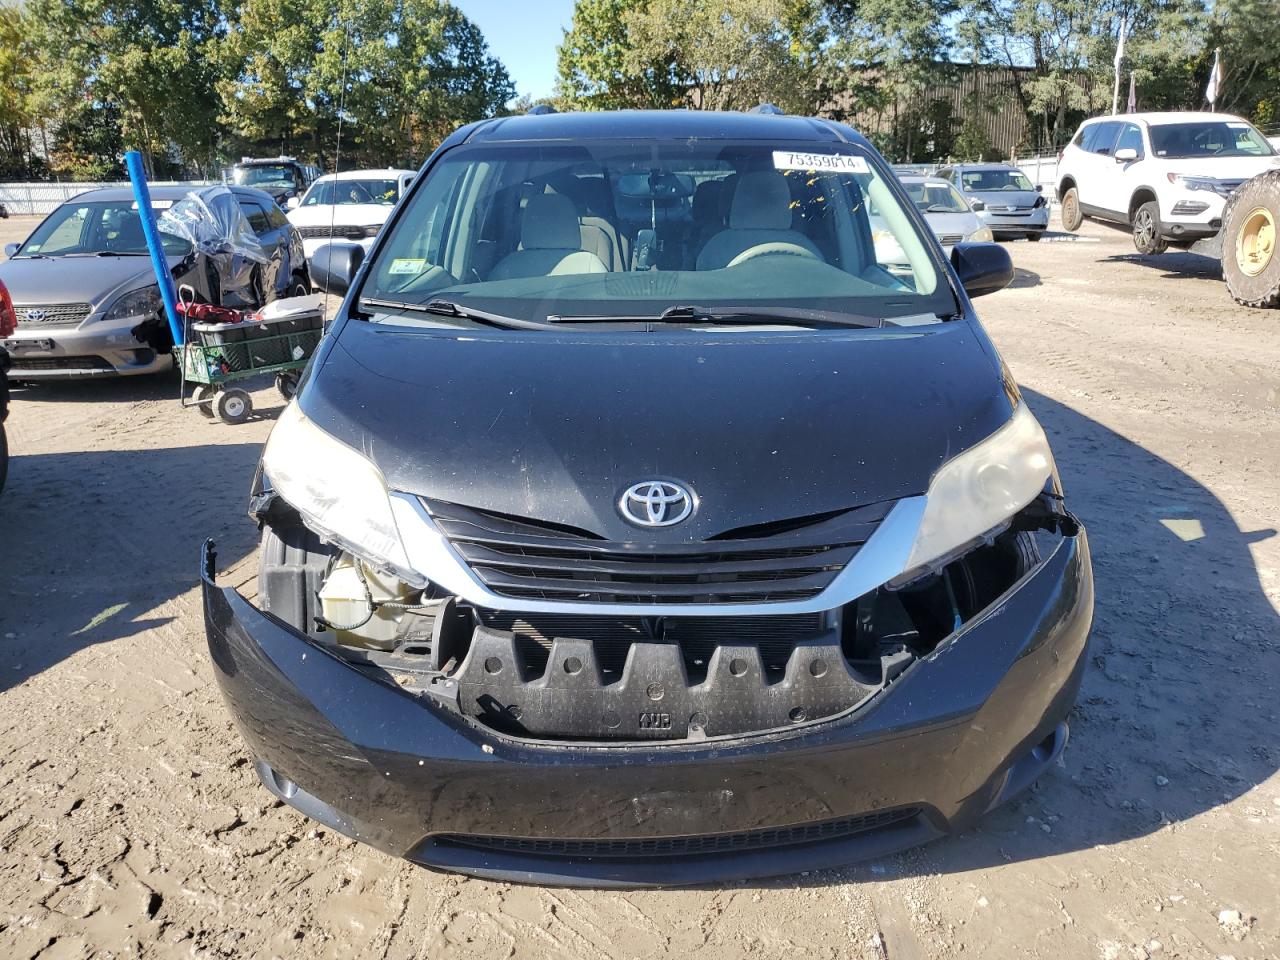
[773,151,869,174]
[388,258,427,275]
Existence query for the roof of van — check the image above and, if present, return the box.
[458,110,868,146]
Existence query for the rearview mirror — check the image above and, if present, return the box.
[951,242,1013,299]
[310,242,365,295]
[1114,147,1139,163]
[969,200,986,211]
[3,242,18,258]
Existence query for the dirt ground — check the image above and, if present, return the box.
[1,210,1278,960]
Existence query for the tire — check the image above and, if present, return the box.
[1060,187,1084,232]
[289,273,310,298]
[1026,232,1042,242]
[214,387,253,424]
[1132,201,1168,255]
[1222,170,1280,308]
[275,372,299,401]
[191,384,217,418]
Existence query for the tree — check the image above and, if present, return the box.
[22,0,224,177]
[622,0,818,112]
[556,0,684,109]
[0,5,39,178]
[311,0,514,168]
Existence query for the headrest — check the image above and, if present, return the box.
[728,171,793,230]
[522,193,582,250]
[692,180,724,223]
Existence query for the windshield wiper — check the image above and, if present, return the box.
[359,297,556,330]
[547,305,883,328]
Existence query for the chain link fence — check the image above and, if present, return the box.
[0,180,216,216]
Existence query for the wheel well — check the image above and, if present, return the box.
[1057,176,1076,200]
[1129,188,1158,222]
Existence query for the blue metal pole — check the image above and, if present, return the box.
[124,150,183,346]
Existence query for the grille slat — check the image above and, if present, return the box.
[427,497,886,605]
[9,354,113,372]
[295,224,377,240]
[434,807,920,860]
[14,303,92,327]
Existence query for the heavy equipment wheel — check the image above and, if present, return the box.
[1222,170,1280,308]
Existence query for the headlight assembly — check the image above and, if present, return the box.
[903,403,1054,573]
[104,285,161,323]
[968,225,994,243]
[262,402,419,582]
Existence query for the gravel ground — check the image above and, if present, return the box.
[1,212,1278,959]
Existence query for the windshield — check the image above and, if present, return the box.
[18,200,192,257]
[904,181,970,212]
[1149,121,1275,159]
[232,164,298,188]
[304,179,399,206]
[958,169,1034,192]
[359,139,950,327]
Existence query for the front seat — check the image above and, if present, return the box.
[489,194,609,280]
[695,171,823,271]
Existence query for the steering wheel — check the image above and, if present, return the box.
[726,242,822,268]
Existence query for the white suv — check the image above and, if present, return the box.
[1057,111,1280,253]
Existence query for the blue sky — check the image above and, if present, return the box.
[454,0,577,102]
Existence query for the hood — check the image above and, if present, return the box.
[922,210,982,240]
[288,205,393,228]
[1153,154,1280,179]
[965,189,1040,210]
[301,319,1012,543]
[0,254,183,310]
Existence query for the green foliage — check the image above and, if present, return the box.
[556,0,684,109]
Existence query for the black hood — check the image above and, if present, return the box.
[302,320,1011,543]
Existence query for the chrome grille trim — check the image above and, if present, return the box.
[387,493,928,617]
[14,303,92,327]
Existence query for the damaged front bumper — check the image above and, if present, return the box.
[201,524,1093,887]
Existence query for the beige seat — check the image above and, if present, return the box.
[489,194,609,280]
[695,171,823,271]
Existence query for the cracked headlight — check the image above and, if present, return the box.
[904,403,1054,572]
[262,402,417,580]
[104,285,161,323]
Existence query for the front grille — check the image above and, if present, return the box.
[426,498,891,605]
[434,807,920,860]
[9,354,113,372]
[476,610,825,679]
[14,303,91,327]
[1212,179,1246,197]
[295,224,377,240]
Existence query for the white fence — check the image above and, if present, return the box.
[0,180,216,216]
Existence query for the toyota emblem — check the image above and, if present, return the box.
[24,308,46,323]
[619,480,694,527]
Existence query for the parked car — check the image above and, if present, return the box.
[888,175,992,253]
[0,185,307,380]
[203,107,1092,887]
[227,156,322,208]
[1056,111,1280,254]
[286,169,415,260]
[0,279,12,491]
[937,163,1049,241]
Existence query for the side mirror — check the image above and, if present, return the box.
[969,200,986,212]
[952,242,1013,299]
[1035,184,1044,193]
[285,196,300,211]
[1114,147,1139,163]
[310,242,365,295]
[3,242,18,257]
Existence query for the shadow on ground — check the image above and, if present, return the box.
[768,386,1279,885]
[1102,249,1224,280]
[0,440,265,693]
